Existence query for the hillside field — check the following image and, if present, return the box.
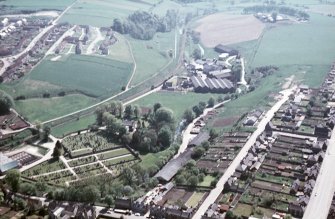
[16,94,97,122]
[29,55,133,98]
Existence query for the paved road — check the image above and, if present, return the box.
[303,127,335,219]
[192,87,295,219]
[238,58,247,86]
[174,100,230,159]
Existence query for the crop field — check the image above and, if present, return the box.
[59,0,152,27]
[15,94,96,122]
[29,55,133,98]
[194,13,265,48]
[134,91,220,122]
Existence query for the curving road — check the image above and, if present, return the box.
[192,87,296,219]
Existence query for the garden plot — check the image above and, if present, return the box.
[97,148,131,160]
[22,159,66,177]
[185,192,205,208]
[33,169,76,185]
[73,162,107,179]
[62,132,121,157]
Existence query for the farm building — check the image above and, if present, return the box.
[0,153,19,175]
[188,131,210,147]
[155,149,193,182]
[191,76,234,93]
[214,44,238,56]
[208,69,232,80]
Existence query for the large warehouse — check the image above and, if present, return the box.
[191,76,234,93]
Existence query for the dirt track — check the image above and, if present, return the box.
[195,13,265,47]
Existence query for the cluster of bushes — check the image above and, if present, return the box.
[243,5,310,20]
[112,10,177,40]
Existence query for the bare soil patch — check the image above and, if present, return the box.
[194,13,265,47]
[213,116,239,127]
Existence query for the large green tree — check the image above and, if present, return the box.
[5,169,21,192]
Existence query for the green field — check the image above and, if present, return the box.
[134,91,220,122]
[51,114,96,138]
[60,0,152,27]
[1,0,74,11]
[30,55,133,98]
[16,94,97,122]
[128,30,176,86]
[252,14,335,67]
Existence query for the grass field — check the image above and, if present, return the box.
[51,114,96,138]
[1,0,74,11]
[134,91,220,122]
[60,0,151,27]
[15,94,97,122]
[108,33,133,63]
[29,55,133,98]
[128,30,176,86]
[251,14,335,67]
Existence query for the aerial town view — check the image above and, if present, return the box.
[0,0,335,218]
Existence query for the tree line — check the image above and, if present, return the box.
[112,10,177,40]
[243,5,310,20]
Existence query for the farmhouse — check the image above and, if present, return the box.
[214,44,238,56]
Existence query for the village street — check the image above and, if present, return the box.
[0,0,77,75]
[192,86,296,219]
[303,126,335,219]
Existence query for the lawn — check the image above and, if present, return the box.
[29,55,133,98]
[108,33,133,63]
[15,94,97,122]
[134,91,220,122]
[232,203,253,217]
[98,148,131,160]
[51,114,96,138]
[185,192,205,208]
[198,175,216,187]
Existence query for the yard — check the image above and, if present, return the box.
[198,175,216,187]
[185,192,205,208]
[232,203,253,218]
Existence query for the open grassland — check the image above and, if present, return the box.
[308,5,335,15]
[1,0,74,11]
[60,0,151,27]
[194,13,265,47]
[51,114,96,138]
[29,55,133,98]
[0,79,66,99]
[15,94,97,122]
[252,14,335,67]
[128,30,176,86]
[108,33,133,63]
[134,91,220,122]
